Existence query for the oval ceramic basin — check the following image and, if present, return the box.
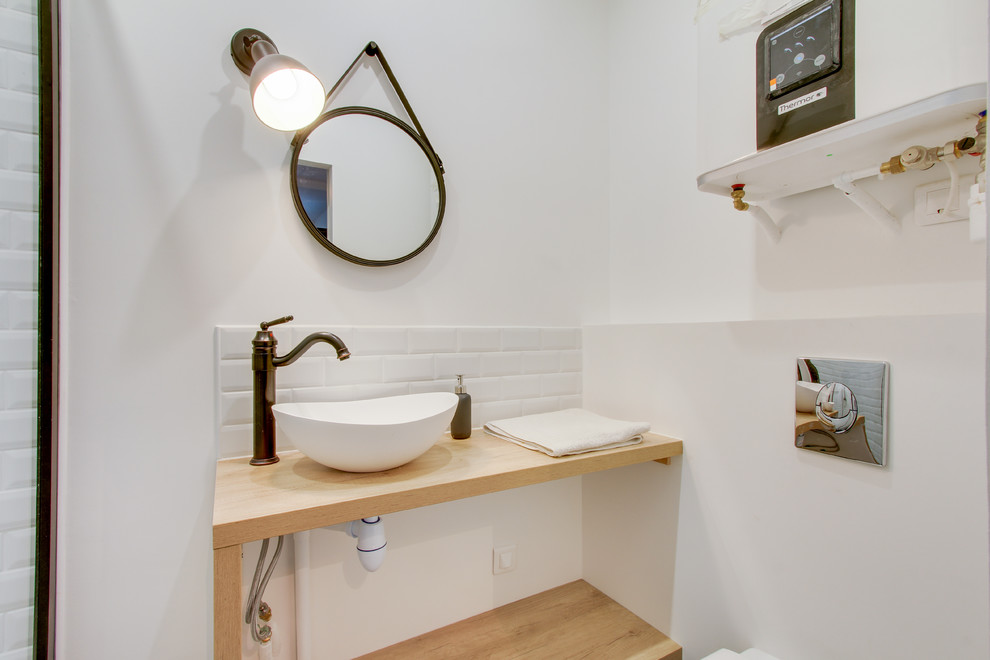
[272,392,459,472]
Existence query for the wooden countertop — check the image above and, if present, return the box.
[213,431,682,549]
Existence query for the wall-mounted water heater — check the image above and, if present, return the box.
[756,0,855,149]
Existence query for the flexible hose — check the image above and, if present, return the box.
[245,536,285,643]
[245,539,270,624]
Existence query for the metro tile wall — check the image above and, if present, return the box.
[215,326,583,459]
[0,1,37,658]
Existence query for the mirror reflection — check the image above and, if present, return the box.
[291,108,444,266]
[795,357,889,466]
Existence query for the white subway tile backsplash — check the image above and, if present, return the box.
[542,372,582,397]
[1,6,39,642]
[522,350,560,374]
[0,170,35,212]
[219,391,253,428]
[2,370,34,410]
[501,328,541,351]
[0,389,32,450]
[0,490,33,531]
[8,292,33,330]
[383,354,434,383]
[292,382,409,403]
[560,349,582,373]
[408,328,457,354]
[276,357,323,389]
[0,567,32,612]
[8,212,35,252]
[0,331,34,369]
[2,528,33,571]
[6,131,33,171]
[541,328,581,350]
[473,400,523,427]
[348,327,408,356]
[480,352,522,377]
[216,325,582,459]
[218,359,251,393]
[323,355,383,387]
[0,90,35,134]
[3,605,32,652]
[458,328,501,353]
[5,1,38,14]
[0,448,32,490]
[218,426,251,460]
[0,643,32,660]
[0,9,34,54]
[7,51,36,98]
[408,379,454,395]
[500,374,542,400]
[559,394,583,410]
[522,397,564,416]
[465,377,501,404]
[216,326,255,360]
[0,251,35,291]
[0,211,9,249]
[434,353,481,379]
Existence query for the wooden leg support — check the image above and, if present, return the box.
[214,545,242,660]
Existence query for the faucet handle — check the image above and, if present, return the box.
[260,315,294,331]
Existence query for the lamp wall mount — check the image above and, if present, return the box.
[230,28,275,76]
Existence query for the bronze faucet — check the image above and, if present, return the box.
[251,315,350,465]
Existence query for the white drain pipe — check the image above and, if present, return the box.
[293,531,313,660]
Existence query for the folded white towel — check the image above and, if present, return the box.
[484,408,650,457]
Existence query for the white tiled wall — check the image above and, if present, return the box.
[0,0,37,658]
[215,326,583,459]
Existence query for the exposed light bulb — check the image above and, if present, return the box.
[260,69,299,100]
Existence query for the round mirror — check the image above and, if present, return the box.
[290,107,446,266]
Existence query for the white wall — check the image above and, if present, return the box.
[58,1,610,659]
[609,0,987,324]
[588,1,989,659]
[0,1,38,658]
[583,315,989,660]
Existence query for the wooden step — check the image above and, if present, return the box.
[357,580,682,660]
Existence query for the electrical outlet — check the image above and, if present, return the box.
[914,175,976,226]
[493,544,516,574]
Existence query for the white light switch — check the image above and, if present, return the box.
[493,544,516,574]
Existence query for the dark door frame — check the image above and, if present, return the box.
[35,1,59,657]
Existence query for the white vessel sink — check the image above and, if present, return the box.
[272,392,459,472]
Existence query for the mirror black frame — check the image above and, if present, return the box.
[289,42,446,267]
[289,106,446,267]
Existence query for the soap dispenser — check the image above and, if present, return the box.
[451,375,472,439]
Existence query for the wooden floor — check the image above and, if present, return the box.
[357,580,681,660]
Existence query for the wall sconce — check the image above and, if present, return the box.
[230,28,326,131]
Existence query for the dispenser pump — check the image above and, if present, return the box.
[451,374,472,439]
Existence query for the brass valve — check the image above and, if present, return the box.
[879,156,905,175]
[730,184,749,211]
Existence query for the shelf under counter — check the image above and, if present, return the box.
[213,430,683,549]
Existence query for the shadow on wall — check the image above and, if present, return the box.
[121,81,279,359]
[750,173,984,310]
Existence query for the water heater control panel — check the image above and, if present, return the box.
[756,0,855,150]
